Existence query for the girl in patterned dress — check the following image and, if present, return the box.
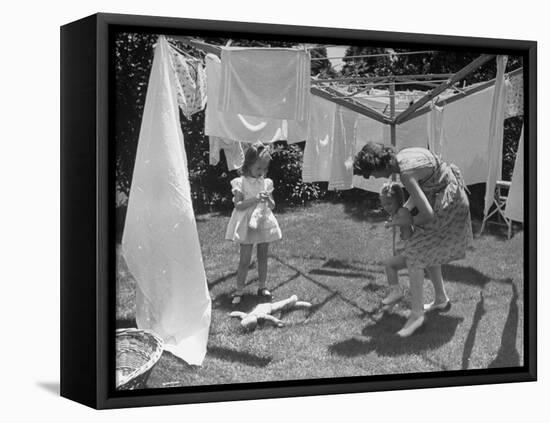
[226,142,282,305]
[354,142,473,337]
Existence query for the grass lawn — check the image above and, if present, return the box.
[116,200,524,388]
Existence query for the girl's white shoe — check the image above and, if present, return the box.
[382,286,404,305]
[397,314,425,337]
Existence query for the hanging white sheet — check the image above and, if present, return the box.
[505,126,524,222]
[122,36,212,366]
[205,54,306,144]
[218,47,310,120]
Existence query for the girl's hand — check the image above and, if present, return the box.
[259,192,270,201]
[384,220,393,229]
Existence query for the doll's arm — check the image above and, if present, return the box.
[229,311,247,319]
[294,301,312,308]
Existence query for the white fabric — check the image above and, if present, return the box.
[122,37,212,366]
[329,106,358,190]
[209,136,244,170]
[484,55,509,216]
[205,54,306,144]
[427,105,445,155]
[352,115,389,192]
[505,126,524,222]
[438,86,495,186]
[219,47,310,120]
[302,95,337,183]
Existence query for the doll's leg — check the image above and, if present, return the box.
[270,295,298,312]
[257,242,269,290]
[236,243,254,293]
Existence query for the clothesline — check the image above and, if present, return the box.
[317,79,453,87]
[310,50,436,61]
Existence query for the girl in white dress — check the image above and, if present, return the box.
[225,142,282,305]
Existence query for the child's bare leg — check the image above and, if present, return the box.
[382,255,406,305]
[236,244,254,293]
[397,264,425,337]
[385,255,406,286]
[257,242,269,289]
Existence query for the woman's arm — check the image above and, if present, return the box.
[233,191,260,210]
[400,173,435,226]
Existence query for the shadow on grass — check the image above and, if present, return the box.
[207,261,256,289]
[322,259,366,272]
[309,269,372,279]
[461,291,486,369]
[442,264,513,287]
[207,346,272,367]
[488,283,520,368]
[116,318,137,329]
[328,312,464,357]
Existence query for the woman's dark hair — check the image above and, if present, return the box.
[353,142,397,179]
[240,142,272,176]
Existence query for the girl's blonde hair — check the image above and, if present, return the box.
[240,142,272,176]
[380,182,405,208]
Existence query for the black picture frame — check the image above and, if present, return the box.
[60,12,537,409]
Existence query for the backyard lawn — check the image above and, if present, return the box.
[116,200,524,388]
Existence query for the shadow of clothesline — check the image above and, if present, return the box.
[461,291,486,369]
[442,264,513,287]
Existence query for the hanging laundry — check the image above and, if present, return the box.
[218,47,311,120]
[438,85,496,186]
[352,114,390,193]
[427,105,445,155]
[505,72,524,118]
[505,126,524,222]
[484,55,509,216]
[209,136,245,170]
[328,106,359,190]
[122,36,212,366]
[302,95,337,183]
[169,45,207,119]
[205,54,306,144]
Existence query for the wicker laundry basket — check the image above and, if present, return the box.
[115,328,164,390]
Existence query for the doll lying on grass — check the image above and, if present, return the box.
[229,295,312,331]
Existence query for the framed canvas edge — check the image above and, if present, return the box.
[81,12,538,410]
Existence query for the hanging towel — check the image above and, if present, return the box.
[328,106,359,190]
[427,105,445,155]
[505,125,524,222]
[484,56,509,216]
[218,47,310,120]
[302,95,337,183]
[122,36,212,366]
[205,54,306,143]
[209,136,245,170]
[169,45,207,119]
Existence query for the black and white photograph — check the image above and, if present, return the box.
[113,28,527,391]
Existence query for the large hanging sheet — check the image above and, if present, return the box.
[122,36,212,366]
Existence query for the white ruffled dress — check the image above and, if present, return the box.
[225,176,282,244]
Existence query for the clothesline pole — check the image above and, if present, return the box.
[395,54,495,124]
[389,79,397,255]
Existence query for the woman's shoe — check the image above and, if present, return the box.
[424,299,451,312]
[257,288,272,300]
[397,314,425,337]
